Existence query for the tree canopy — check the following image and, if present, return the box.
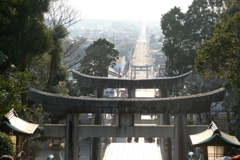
[0,71,30,118]
[0,0,52,73]
[0,0,23,25]
[194,0,240,129]
[0,132,15,157]
[47,24,69,88]
[195,11,240,89]
[161,7,186,76]
[41,0,82,94]
[160,0,226,76]
[79,38,119,77]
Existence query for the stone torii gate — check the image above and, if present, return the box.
[131,65,151,79]
[28,71,225,160]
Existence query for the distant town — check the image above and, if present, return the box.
[64,19,163,75]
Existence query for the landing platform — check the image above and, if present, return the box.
[103,143,161,160]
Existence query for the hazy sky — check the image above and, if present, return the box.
[67,0,194,21]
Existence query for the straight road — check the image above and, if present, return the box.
[132,23,152,79]
[103,24,161,160]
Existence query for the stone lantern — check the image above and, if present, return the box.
[190,121,240,160]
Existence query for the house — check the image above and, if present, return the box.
[112,56,127,75]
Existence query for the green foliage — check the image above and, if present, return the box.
[51,25,69,43]
[179,73,228,124]
[221,0,240,18]
[49,113,66,124]
[0,52,7,65]
[161,0,225,76]
[0,0,23,24]
[0,132,15,157]
[0,71,30,118]
[30,53,51,90]
[179,73,225,95]
[187,119,194,125]
[194,1,240,134]
[33,127,48,143]
[66,81,81,96]
[79,38,119,77]
[47,25,69,88]
[30,53,69,95]
[227,119,240,140]
[228,89,240,117]
[161,7,187,76]
[44,82,69,95]
[183,0,218,69]
[195,12,240,89]
[29,140,44,159]
[0,0,53,73]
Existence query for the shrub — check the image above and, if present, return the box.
[29,140,44,159]
[187,119,194,125]
[0,131,15,157]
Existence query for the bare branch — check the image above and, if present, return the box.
[62,37,87,69]
[45,1,82,28]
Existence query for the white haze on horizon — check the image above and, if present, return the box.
[67,0,193,22]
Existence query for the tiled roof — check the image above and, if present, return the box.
[0,109,38,136]
[190,121,240,147]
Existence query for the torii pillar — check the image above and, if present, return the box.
[91,88,104,160]
[159,87,172,160]
[65,114,79,160]
[174,114,188,160]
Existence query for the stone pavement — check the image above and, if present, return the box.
[35,138,109,160]
[103,143,161,160]
[35,137,161,160]
[103,137,161,160]
[36,116,160,160]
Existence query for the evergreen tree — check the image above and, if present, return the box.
[208,0,226,16]
[160,0,226,76]
[195,1,240,134]
[79,38,119,77]
[43,0,82,93]
[0,132,15,157]
[161,7,186,76]
[183,0,213,71]
[0,0,23,25]
[185,0,213,42]
[47,24,69,89]
[0,71,30,118]
[0,0,53,73]
[0,0,52,110]
[219,0,240,18]
[0,0,23,65]
[195,12,240,89]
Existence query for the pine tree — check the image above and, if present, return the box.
[79,38,119,77]
[0,0,53,73]
[161,7,185,76]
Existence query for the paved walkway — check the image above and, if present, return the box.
[35,138,108,160]
[36,137,161,160]
[103,137,161,160]
[103,143,161,160]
